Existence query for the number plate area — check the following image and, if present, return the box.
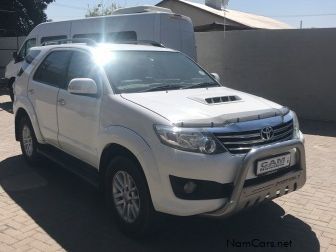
[256,153,291,175]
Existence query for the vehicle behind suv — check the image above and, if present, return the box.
[13,41,306,236]
[4,6,196,102]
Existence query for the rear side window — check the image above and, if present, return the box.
[18,49,41,76]
[41,35,67,44]
[73,31,137,43]
[108,31,137,42]
[17,38,36,60]
[73,33,102,42]
[33,51,72,88]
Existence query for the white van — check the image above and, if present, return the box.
[4,6,196,100]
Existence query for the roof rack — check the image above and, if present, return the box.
[41,38,165,48]
[41,38,97,46]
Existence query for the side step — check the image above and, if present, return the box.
[37,145,100,189]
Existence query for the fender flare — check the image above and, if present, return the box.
[98,125,162,209]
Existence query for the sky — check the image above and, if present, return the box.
[46,0,336,29]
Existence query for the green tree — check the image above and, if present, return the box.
[86,1,121,17]
[0,0,54,36]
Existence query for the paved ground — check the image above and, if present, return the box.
[0,89,335,252]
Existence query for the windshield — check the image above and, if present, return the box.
[103,51,219,94]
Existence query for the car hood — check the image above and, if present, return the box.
[121,87,286,127]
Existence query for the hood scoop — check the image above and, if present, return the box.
[189,95,242,105]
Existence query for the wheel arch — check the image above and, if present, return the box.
[14,104,44,143]
[15,108,29,141]
[99,143,146,189]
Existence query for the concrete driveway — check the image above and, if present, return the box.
[0,89,335,252]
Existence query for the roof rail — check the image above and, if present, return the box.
[41,38,164,48]
[41,38,97,46]
[118,40,165,47]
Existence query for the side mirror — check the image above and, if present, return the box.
[67,78,98,96]
[211,73,220,83]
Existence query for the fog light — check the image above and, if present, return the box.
[184,181,197,194]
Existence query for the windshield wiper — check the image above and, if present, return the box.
[182,82,220,89]
[142,84,183,92]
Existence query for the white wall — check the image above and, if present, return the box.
[0,36,25,78]
[195,28,336,122]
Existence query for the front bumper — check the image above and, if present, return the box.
[149,131,305,216]
[203,135,306,218]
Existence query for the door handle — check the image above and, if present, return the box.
[28,89,34,95]
[58,98,66,106]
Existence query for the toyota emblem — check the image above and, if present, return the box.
[261,126,274,140]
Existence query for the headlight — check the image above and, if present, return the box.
[291,111,300,138]
[154,125,225,154]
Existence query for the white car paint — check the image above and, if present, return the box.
[13,43,306,217]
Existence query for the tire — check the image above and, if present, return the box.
[105,155,160,237]
[8,78,14,102]
[19,116,41,164]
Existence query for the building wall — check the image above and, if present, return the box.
[157,1,230,27]
[196,28,336,122]
[0,36,25,79]
[196,31,224,79]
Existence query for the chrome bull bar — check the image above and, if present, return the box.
[204,134,306,217]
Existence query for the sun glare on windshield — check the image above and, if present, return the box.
[92,44,118,66]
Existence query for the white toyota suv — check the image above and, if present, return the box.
[13,40,306,236]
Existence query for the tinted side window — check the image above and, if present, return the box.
[17,38,36,60]
[26,38,36,53]
[107,31,137,42]
[73,33,103,42]
[33,51,72,88]
[18,49,41,76]
[41,35,67,44]
[66,51,99,87]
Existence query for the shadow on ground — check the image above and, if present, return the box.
[0,101,13,114]
[0,155,319,252]
[0,87,12,113]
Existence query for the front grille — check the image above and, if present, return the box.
[214,120,294,155]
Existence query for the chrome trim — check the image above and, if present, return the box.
[228,135,293,151]
[217,133,260,139]
[224,131,293,145]
[274,123,292,133]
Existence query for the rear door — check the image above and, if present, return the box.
[57,50,101,166]
[160,14,196,60]
[29,50,72,146]
[160,14,182,52]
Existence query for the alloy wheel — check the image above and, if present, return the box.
[112,170,141,223]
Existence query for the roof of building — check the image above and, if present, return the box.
[157,0,291,29]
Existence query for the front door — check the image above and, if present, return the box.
[57,50,101,166]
